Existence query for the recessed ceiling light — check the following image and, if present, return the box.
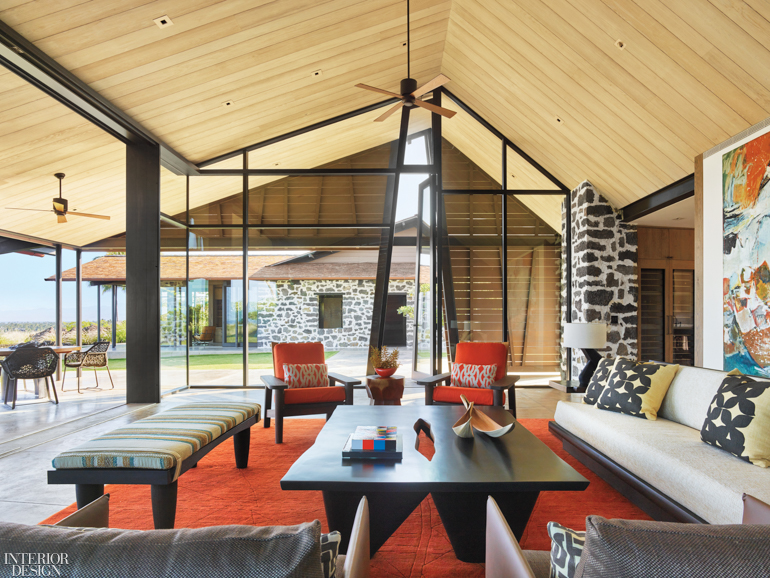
[672,217,685,221]
[221,100,234,108]
[154,15,174,29]
[556,117,564,124]
[615,39,626,50]
[312,69,322,78]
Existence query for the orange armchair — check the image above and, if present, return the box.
[261,342,360,443]
[416,342,518,416]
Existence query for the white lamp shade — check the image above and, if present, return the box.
[563,322,607,349]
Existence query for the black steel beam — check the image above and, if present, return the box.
[242,151,249,387]
[126,142,161,403]
[443,189,566,195]
[432,89,444,373]
[501,140,508,345]
[621,174,695,223]
[75,248,82,372]
[198,98,401,168]
[198,166,435,176]
[443,88,569,193]
[0,20,197,176]
[188,223,389,230]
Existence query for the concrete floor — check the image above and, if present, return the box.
[0,378,578,525]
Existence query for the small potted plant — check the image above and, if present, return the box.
[370,346,400,378]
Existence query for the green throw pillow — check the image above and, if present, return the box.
[596,358,679,420]
[582,357,616,405]
[547,522,585,578]
[701,375,770,468]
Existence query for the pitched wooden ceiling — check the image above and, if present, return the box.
[2,0,770,246]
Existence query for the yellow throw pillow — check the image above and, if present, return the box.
[701,375,770,468]
[596,359,679,420]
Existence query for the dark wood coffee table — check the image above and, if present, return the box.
[281,405,588,562]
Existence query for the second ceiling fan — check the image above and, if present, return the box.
[355,0,456,122]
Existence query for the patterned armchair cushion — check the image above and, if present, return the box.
[596,358,679,420]
[450,363,497,388]
[548,522,585,578]
[283,364,329,388]
[582,357,616,405]
[701,374,770,468]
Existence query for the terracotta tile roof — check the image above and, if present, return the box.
[50,256,430,282]
[251,262,431,281]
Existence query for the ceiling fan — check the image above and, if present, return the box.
[6,173,110,224]
[355,0,456,122]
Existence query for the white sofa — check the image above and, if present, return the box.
[551,365,770,524]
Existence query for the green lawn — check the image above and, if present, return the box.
[103,351,338,371]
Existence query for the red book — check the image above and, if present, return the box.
[362,439,374,450]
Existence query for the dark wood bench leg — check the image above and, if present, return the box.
[263,387,272,428]
[274,388,285,444]
[76,484,104,509]
[234,427,251,468]
[151,481,178,529]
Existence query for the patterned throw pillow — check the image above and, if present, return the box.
[450,363,497,388]
[547,522,585,578]
[701,375,770,468]
[596,358,679,420]
[320,531,341,578]
[582,357,617,405]
[283,363,329,388]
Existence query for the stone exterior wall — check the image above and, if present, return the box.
[562,181,639,377]
[255,279,427,351]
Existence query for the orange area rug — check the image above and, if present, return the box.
[41,418,650,577]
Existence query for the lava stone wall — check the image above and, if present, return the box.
[255,279,427,351]
[562,181,639,377]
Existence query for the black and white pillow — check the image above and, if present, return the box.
[582,357,616,405]
[320,531,341,578]
[547,522,585,578]
[701,374,770,468]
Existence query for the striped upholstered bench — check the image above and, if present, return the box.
[48,402,260,529]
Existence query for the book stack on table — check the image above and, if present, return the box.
[342,426,402,460]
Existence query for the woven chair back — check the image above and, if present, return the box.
[82,341,110,368]
[1,347,58,380]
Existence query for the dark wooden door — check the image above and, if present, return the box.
[383,295,407,346]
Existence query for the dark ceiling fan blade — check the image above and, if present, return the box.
[58,214,67,224]
[355,83,403,98]
[68,211,110,220]
[413,98,456,118]
[414,74,451,98]
[374,101,405,122]
[5,207,55,213]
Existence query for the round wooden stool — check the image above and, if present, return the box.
[365,374,405,405]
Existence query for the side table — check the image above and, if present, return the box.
[365,374,405,405]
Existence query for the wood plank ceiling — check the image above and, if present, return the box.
[2,0,770,245]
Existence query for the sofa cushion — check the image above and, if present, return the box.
[658,366,729,429]
[701,374,770,468]
[574,515,770,578]
[582,357,615,406]
[596,359,678,420]
[547,522,585,578]
[553,401,770,523]
[1,521,324,578]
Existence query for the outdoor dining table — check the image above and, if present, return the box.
[0,346,81,401]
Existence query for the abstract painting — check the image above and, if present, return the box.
[723,130,770,377]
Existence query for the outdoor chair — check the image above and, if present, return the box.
[416,342,519,416]
[62,341,114,394]
[1,347,59,409]
[13,342,39,391]
[261,341,361,443]
[192,326,215,347]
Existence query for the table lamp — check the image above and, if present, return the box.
[563,322,608,389]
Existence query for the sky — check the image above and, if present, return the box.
[0,137,429,324]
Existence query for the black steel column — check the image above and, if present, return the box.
[126,142,161,403]
[565,191,573,382]
[185,175,190,388]
[111,285,117,350]
[96,285,101,343]
[55,244,62,381]
[75,249,82,381]
[242,152,249,387]
[501,141,508,344]
[431,90,443,374]
[368,108,411,372]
